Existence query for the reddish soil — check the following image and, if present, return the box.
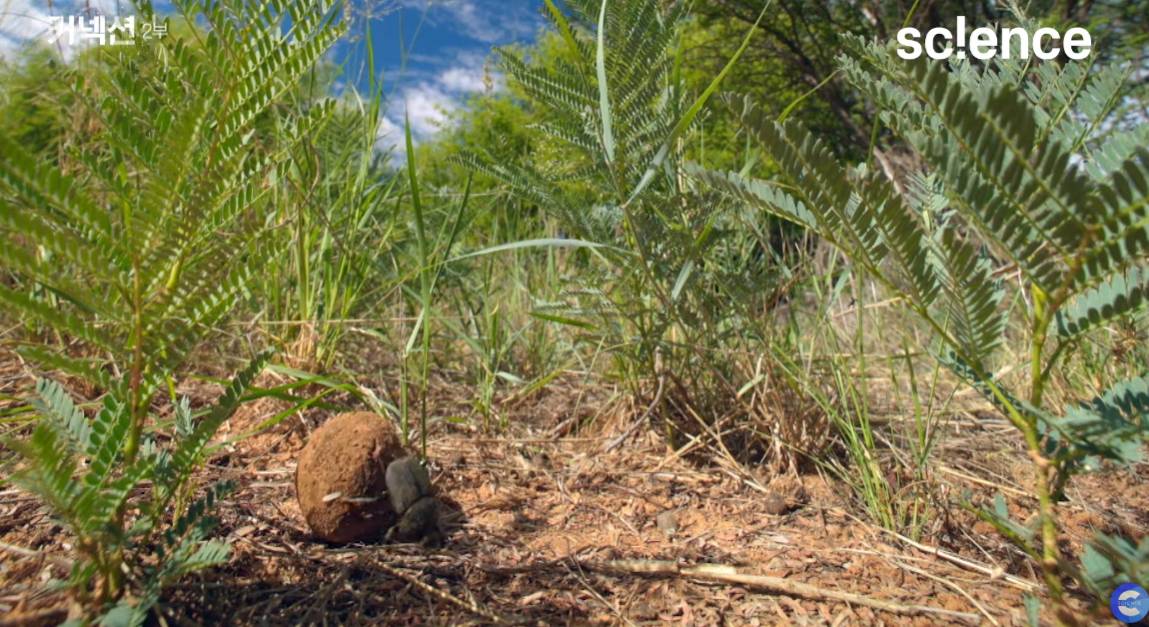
[1,355,1145,626]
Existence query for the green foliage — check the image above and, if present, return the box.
[691,0,1148,163]
[700,34,1149,613]
[459,0,691,232]
[454,0,822,463]
[406,82,590,423]
[0,46,71,158]
[1,0,1144,620]
[1082,534,1149,595]
[0,0,347,619]
[11,353,268,625]
[240,18,402,374]
[259,86,400,372]
[0,0,345,396]
[457,0,699,373]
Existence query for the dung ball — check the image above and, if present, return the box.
[295,411,407,543]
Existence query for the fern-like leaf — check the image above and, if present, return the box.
[931,227,1007,370]
[31,378,92,453]
[1056,265,1149,339]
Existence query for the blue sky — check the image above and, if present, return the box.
[0,0,548,150]
[338,1,546,152]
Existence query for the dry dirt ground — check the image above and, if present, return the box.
[1,352,1146,626]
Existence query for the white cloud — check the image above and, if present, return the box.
[436,50,500,92]
[399,0,538,44]
[443,0,503,43]
[0,0,54,58]
[400,83,455,136]
[375,114,405,157]
[439,65,485,92]
[375,79,460,158]
[382,49,498,150]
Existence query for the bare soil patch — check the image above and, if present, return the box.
[1,363,1145,625]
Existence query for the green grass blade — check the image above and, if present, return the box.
[447,238,619,263]
[596,0,615,165]
[627,0,771,204]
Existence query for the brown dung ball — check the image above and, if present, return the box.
[295,411,407,543]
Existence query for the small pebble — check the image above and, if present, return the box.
[763,491,787,515]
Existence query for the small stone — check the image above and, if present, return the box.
[656,509,679,536]
[763,491,787,515]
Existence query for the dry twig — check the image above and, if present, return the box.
[893,559,1000,626]
[375,561,507,624]
[603,371,665,453]
[588,559,983,624]
[877,528,1038,592]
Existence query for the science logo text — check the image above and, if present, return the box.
[897,17,1091,61]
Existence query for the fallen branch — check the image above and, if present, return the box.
[376,561,507,624]
[0,540,38,557]
[0,607,69,627]
[877,528,1038,592]
[893,559,1000,626]
[588,559,982,624]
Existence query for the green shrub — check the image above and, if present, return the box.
[0,0,346,620]
[258,76,400,372]
[455,0,827,463]
[12,355,268,624]
[699,36,1149,618]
